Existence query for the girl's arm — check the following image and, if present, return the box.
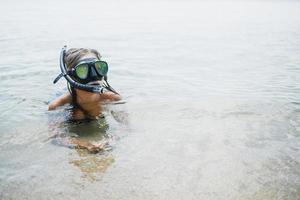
[48,93,72,110]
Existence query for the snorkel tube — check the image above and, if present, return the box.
[53,46,108,93]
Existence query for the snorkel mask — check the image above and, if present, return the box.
[70,58,108,84]
[53,46,119,94]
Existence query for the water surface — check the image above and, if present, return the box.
[0,0,300,199]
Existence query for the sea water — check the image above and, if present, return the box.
[0,0,300,199]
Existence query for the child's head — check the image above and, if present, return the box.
[53,46,117,96]
[64,48,102,70]
[63,48,109,86]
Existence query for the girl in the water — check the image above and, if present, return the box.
[48,46,121,152]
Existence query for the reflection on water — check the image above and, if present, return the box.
[70,150,115,182]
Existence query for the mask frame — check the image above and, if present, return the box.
[68,58,108,84]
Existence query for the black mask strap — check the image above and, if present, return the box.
[103,76,119,95]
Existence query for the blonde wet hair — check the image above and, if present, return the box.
[64,48,101,70]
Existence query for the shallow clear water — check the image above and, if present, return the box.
[1,0,300,199]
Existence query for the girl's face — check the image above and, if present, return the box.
[75,87,101,104]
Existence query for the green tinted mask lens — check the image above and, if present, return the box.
[75,64,89,79]
[94,61,108,76]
